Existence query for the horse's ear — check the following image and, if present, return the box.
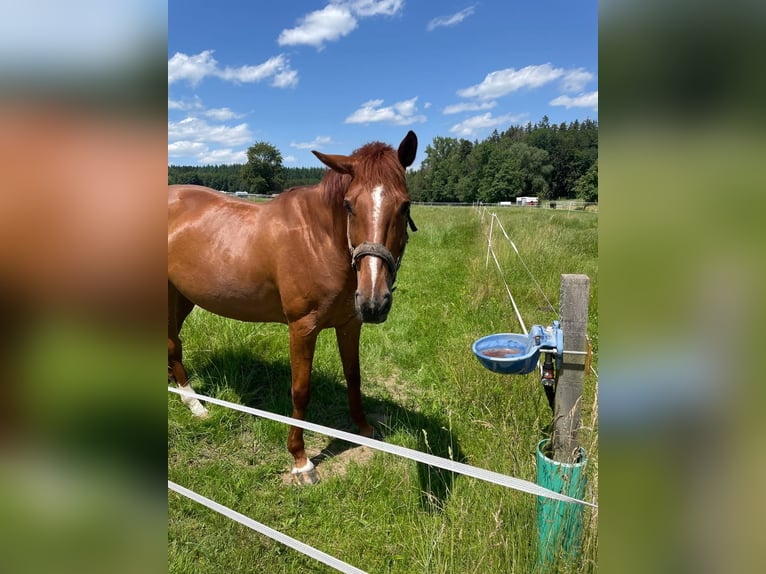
[398,131,417,168]
[313,151,354,176]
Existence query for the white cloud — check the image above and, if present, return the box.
[168,98,255,165]
[560,68,594,93]
[449,112,524,138]
[457,63,565,100]
[217,54,293,84]
[167,95,205,113]
[168,116,252,147]
[342,0,404,17]
[345,97,427,125]
[168,50,218,87]
[278,5,357,49]
[198,148,247,165]
[290,136,335,149]
[427,6,476,31]
[204,107,243,121]
[272,69,299,88]
[278,1,404,49]
[549,91,598,111]
[283,155,298,163]
[168,50,298,88]
[168,140,207,158]
[168,115,252,165]
[442,101,496,115]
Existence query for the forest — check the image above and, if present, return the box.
[167,164,326,194]
[168,117,597,203]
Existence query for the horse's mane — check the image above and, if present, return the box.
[320,142,407,207]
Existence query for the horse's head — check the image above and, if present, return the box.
[313,131,418,323]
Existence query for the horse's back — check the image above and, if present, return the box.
[168,183,215,203]
[167,185,287,321]
[167,183,353,326]
[169,184,239,220]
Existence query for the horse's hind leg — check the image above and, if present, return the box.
[168,281,208,418]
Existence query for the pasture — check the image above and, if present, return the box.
[168,205,598,573]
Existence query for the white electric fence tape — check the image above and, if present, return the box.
[168,480,368,574]
[168,387,596,508]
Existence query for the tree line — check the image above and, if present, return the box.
[167,164,326,193]
[168,142,326,193]
[168,117,597,203]
[407,117,597,203]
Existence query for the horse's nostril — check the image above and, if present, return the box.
[381,291,392,312]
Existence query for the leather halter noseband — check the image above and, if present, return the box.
[351,241,399,277]
[347,212,417,284]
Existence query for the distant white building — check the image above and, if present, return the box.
[516,196,538,206]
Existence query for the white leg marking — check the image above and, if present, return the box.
[178,383,209,418]
[291,459,315,474]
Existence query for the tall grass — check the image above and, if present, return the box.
[168,205,598,573]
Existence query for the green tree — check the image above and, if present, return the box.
[406,168,427,202]
[420,136,460,202]
[453,138,477,202]
[573,159,598,202]
[476,142,551,202]
[477,146,516,202]
[525,119,597,199]
[240,141,284,193]
[518,144,553,199]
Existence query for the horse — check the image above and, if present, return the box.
[168,131,418,484]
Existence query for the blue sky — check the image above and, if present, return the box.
[168,1,597,168]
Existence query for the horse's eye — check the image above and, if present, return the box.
[343,199,353,214]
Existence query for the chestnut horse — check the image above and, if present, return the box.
[168,131,417,483]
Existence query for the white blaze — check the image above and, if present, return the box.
[368,184,385,286]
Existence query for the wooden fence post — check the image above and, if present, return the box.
[553,274,590,463]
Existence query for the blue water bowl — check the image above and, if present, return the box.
[472,332,542,375]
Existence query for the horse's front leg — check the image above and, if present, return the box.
[335,320,374,438]
[287,320,320,484]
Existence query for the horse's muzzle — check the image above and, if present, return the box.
[355,290,392,323]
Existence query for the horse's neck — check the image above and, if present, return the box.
[314,181,352,253]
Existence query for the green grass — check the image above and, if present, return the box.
[168,205,598,573]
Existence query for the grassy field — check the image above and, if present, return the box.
[168,205,598,573]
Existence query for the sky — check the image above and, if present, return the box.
[168,1,597,168]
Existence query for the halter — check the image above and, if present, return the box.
[351,241,400,278]
[346,209,417,285]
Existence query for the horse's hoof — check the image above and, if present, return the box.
[190,402,209,418]
[290,460,320,485]
[291,467,320,485]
